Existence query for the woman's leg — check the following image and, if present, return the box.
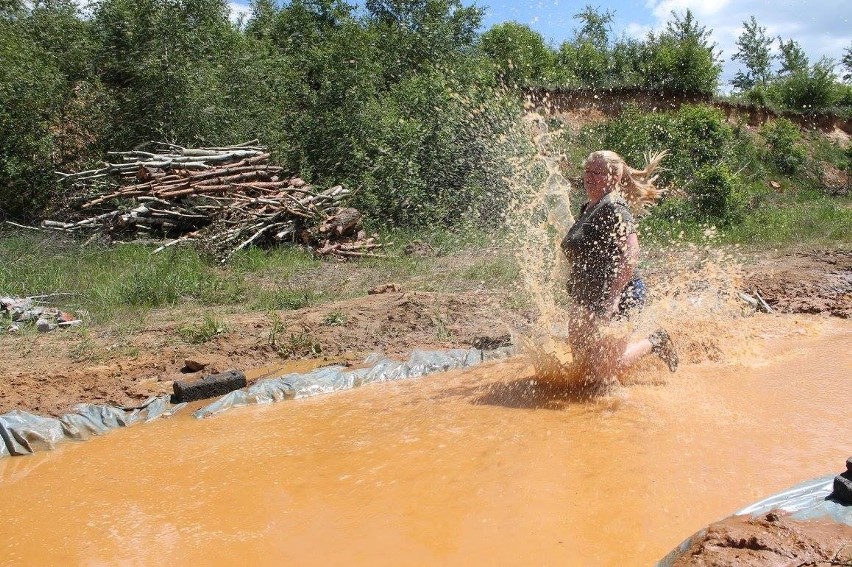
[618,338,653,368]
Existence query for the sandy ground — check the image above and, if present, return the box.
[0,247,849,417]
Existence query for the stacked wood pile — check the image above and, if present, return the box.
[43,141,383,261]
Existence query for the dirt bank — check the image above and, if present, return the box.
[671,511,852,566]
[0,247,849,417]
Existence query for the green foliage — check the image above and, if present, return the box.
[642,10,720,94]
[323,310,346,326]
[768,58,840,113]
[690,163,744,223]
[267,312,322,356]
[178,315,230,344]
[841,42,852,83]
[594,104,747,223]
[777,37,808,77]
[480,22,554,86]
[0,16,63,220]
[596,104,734,184]
[90,0,243,146]
[721,197,852,245]
[759,119,806,174]
[731,16,773,91]
[250,288,316,311]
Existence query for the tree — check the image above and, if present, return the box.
[90,0,241,146]
[480,22,553,86]
[567,5,614,87]
[365,0,483,81]
[643,9,720,94]
[777,37,808,77]
[0,13,63,220]
[731,16,773,91]
[842,42,852,83]
[572,4,612,51]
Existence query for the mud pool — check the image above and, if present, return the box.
[0,318,850,566]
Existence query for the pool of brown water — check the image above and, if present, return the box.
[1,317,849,566]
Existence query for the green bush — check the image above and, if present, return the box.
[690,164,744,223]
[596,104,734,186]
[769,60,838,113]
[759,118,806,174]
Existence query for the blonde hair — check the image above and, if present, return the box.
[585,149,668,206]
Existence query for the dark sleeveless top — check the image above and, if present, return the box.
[560,192,637,311]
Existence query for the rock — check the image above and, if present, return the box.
[172,370,247,403]
[832,471,852,504]
[368,283,401,295]
[36,318,57,333]
[14,307,44,322]
[58,311,77,323]
[472,334,512,350]
[182,358,208,373]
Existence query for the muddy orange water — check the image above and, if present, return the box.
[1,318,850,566]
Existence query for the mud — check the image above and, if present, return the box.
[671,511,852,567]
[744,249,852,318]
[1,318,849,565]
[0,247,849,417]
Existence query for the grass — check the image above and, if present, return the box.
[178,315,230,344]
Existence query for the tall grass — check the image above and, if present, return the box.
[0,234,323,323]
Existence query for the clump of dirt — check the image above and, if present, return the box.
[744,249,852,318]
[671,510,852,566]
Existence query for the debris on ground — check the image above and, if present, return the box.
[0,296,82,333]
[42,140,382,261]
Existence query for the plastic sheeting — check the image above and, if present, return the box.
[195,347,488,418]
[0,347,507,457]
[656,475,852,566]
[0,396,184,458]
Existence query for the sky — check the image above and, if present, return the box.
[229,0,852,89]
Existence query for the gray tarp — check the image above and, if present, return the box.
[195,347,488,418]
[0,396,184,458]
[656,475,852,566]
[0,347,504,457]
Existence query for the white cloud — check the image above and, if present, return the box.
[642,0,852,85]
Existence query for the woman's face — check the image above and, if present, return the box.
[583,158,611,199]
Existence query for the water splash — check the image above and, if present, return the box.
[503,102,785,392]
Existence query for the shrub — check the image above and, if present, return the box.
[690,163,744,223]
[596,104,734,186]
[759,118,806,174]
[770,60,838,113]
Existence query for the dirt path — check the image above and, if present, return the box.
[0,247,848,417]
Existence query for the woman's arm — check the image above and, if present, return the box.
[604,231,640,317]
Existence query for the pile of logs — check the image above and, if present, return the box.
[42,141,383,261]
